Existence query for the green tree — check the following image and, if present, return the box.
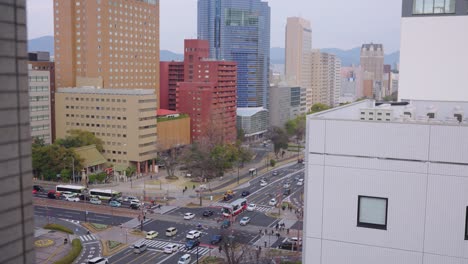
[125,165,136,177]
[269,126,289,158]
[270,159,276,167]
[60,168,72,182]
[309,103,330,114]
[237,128,246,142]
[236,143,253,168]
[55,129,104,152]
[32,143,83,181]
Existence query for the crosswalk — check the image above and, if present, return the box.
[79,234,97,242]
[209,202,273,213]
[133,238,211,256]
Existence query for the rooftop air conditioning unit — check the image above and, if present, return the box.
[426,105,437,119]
[403,105,415,119]
[453,106,464,123]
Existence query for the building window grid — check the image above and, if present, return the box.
[413,0,456,14]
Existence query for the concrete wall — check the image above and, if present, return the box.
[156,116,191,150]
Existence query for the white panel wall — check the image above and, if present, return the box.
[423,254,468,264]
[325,120,430,160]
[303,237,322,264]
[322,240,423,264]
[321,165,427,251]
[424,174,468,258]
[399,16,468,102]
[308,119,326,153]
[305,163,324,238]
[429,126,468,164]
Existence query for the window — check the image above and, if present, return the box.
[413,0,456,14]
[357,195,388,230]
[465,207,468,240]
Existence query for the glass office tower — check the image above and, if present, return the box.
[198,0,271,110]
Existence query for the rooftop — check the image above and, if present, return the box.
[237,107,268,117]
[57,87,154,96]
[310,99,468,126]
[157,109,180,116]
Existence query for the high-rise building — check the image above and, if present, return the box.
[399,0,468,101]
[360,43,384,83]
[54,0,160,94]
[269,84,306,128]
[285,17,312,109]
[0,2,35,263]
[340,66,363,103]
[311,50,341,108]
[198,0,271,135]
[55,88,158,174]
[29,52,56,141]
[28,65,52,144]
[160,40,237,143]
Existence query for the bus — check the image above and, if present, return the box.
[222,198,248,217]
[89,189,122,200]
[56,185,87,194]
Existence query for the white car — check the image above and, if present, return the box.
[269,198,277,206]
[90,198,102,205]
[145,231,158,240]
[296,179,304,186]
[61,192,75,199]
[183,212,195,220]
[260,180,267,187]
[87,256,109,264]
[240,216,251,226]
[65,195,80,202]
[247,204,256,212]
[130,199,141,206]
[283,182,291,188]
[186,230,201,240]
[163,244,178,254]
[124,196,138,202]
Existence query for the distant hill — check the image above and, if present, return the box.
[160,50,183,61]
[28,36,54,55]
[270,47,400,68]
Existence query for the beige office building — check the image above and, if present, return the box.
[53,0,160,96]
[285,17,312,110]
[55,87,158,174]
[311,50,341,108]
[28,66,52,144]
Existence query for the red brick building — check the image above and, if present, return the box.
[160,40,237,143]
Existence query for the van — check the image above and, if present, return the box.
[165,227,177,237]
[178,254,191,264]
[87,257,108,264]
[133,242,147,254]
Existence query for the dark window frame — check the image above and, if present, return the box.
[465,207,468,240]
[357,195,388,230]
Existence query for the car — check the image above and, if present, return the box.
[90,198,102,205]
[87,256,109,264]
[47,190,57,199]
[79,194,91,201]
[130,203,140,210]
[283,189,291,196]
[33,185,44,193]
[145,231,158,240]
[247,204,256,212]
[283,182,291,188]
[183,212,195,220]
[273,171,278,176]
[278,241,299,251]
[130,199,141,205]
[296,179,304,186]
[298,158,304,164]
[241,191,250,197]
[210,234,223,245]
[65,195,80,202]
[133,242,147,254]
[184,239,200,250]
[260,180,267,187]
[202,210,214,217]
[109,200,121,207]
[124,196,137,202]
[186,230,201,240]
[163,244,178,254]
[221,219,231,229]
[269,198,277,206]
[178,254,191,264]
[165,227,178,237]
[239,216,251,226]
[61,192,75,199]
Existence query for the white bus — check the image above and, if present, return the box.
[56,185,87,194]
[222,198,248,217]
[89,189,122,200]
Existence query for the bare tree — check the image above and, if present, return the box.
[156,143,182,179]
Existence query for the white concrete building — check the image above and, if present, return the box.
[304,99,468,264]
[399,0,468,101]
[28,64,52,144]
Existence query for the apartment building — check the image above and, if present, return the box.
[28,66,52,144]
[54,0,160,94]
[269,84,307,127]
[311,50,341,108]
[55,87,158,174]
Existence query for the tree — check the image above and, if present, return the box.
[32,143,83,181]
[125,165,136,177]
[157,144,182,179]
[236,143,254,168]
[237,128,246,142]
[383,91,398,102]
[268,127,289,158]
[309,103,330,114]
[55,129,104,152]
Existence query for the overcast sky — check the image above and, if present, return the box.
[27,0,402,53]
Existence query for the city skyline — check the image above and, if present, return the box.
[27,0,402,53]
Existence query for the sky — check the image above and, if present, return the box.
[27,0,402,53]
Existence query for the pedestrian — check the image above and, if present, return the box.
[287,228,290,235]
[259,246,262,252]
[150,175,152,179]
[275,223,279,230]
[289,206,292,212]
[271,229,274,235]
[218,245,222,253]
[264,241,267,248]
[276,232,280,239]
[259,229,262,235]
[193,184,195,190]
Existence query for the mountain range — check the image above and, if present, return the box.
[28,36,399,67]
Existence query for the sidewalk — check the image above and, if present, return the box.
[34,228,73,264]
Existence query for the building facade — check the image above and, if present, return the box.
[198,0,271,130]
[160,40,237,143]
[55,88,158,174]
[399,0,468,101]
[340,66,363,103]
[285,17,312,109]
[360,43,384,83]
[29,52,56,141]
[54,0,160,94]
[304,99,468,264]
[311,50,341,108]
[269,84,306,127]
[28,65,52,144]
[156,110,191,151]
[236,107,269,141]
[0,2,35,263]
